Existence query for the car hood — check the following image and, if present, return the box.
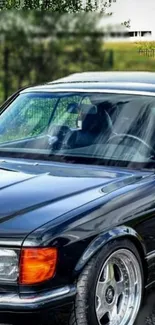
[0,161,151,246]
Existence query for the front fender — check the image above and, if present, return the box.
[74,225,146,273]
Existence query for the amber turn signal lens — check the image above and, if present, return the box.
[19,248,58,285]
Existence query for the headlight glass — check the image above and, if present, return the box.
[0,249,18,282]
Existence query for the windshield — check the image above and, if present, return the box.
[0,91,155,169]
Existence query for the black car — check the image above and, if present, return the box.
[1,71,155,325]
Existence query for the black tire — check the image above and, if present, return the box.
[69,239,144,325]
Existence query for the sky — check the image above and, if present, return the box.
[108,0,155,33]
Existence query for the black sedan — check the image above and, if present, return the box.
[0,71,155,325]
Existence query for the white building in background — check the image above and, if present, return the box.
[99,0,155,42]
[97,16,153,42]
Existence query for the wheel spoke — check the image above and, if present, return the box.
[96,281,105,301]
[109,304,118,322]
[96,302,108,320]
[116,279,124,296]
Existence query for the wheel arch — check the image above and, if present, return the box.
[74,225,148,282]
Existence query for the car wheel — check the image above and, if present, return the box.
[69,239,144,325]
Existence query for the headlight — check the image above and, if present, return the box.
[0,249,18,282]
[0,247,58,284]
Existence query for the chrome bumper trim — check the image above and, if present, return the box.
[0,285,76,310]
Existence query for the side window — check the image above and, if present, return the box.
[52,96,81,128]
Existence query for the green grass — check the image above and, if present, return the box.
[103,41,155,71]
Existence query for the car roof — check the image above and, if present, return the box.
[49,71,155,85]
[21,71,155,96]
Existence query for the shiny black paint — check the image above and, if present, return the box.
[0,159,145,243]
[0,158,154,294]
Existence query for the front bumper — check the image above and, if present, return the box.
[0,285,76,324]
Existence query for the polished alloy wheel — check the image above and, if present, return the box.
[95,249,142,325]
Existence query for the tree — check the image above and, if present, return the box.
[24,12,113,82]
[122,19,131,28]
[1,0,113,12]
[0,11,38,99]
[0,11,115,102]
[0,7,130,102]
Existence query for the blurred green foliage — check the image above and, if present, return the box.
[0,11,113,103]
[0,11,154,105]
[0,0,112,12]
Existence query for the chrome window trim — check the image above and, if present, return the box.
[21,88,155,97]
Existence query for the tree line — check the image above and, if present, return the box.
[0,0,113,11]
[0,11,116,102]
